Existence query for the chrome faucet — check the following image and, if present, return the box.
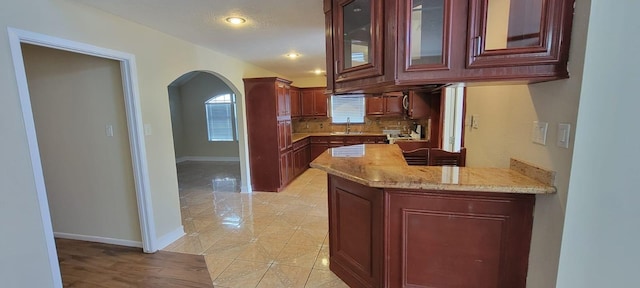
[346,117,351,134]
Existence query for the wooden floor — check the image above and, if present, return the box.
[56,238,212,287]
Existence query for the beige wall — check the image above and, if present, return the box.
[463,1,590,287]
[0,0,288,286]
[23,44,141,242]
[557,0,640,286]
[171,72,240,159]
[292,76,326,88]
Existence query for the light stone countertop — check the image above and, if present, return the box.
[292,132,387,142]
[309,144,557,194]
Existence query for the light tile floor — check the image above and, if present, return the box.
[163,161,348,288]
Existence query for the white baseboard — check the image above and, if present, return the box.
[156,226,186,250]
[54,232,142,248]
[176,156,240,163]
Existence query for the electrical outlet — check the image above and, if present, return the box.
[531,121,548,145]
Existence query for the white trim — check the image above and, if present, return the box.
[441,87,464,152]
[53,232,143,248]
[156,226,186,250]
[7,27,158,286]
[7,28,62,288]
[176,156,241,163]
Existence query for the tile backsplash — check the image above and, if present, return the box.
[293,116,429,136]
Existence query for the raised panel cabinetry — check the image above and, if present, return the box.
[366,92,404,116]
[328,175,383,288]
[244,77,294,192]
[301,87,328,118]
[325,0,575,93]
[293,138,311,178]
[310,137,330,161]
[290,86,301,117]
[386,190,534,287]
[327,175,536,287]
[467,0,574,71]
[333,0,387,85]
[276,81,291,117]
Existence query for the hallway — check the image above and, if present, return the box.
[163,162,347,287]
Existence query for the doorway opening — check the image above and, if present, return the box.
[8,28,156,286]
[167,71,244,195]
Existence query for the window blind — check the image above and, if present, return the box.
[205,94,236,141]
[331,95,365,123]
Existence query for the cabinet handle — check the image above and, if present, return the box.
[335,60,339,74]
[475,36,482,56]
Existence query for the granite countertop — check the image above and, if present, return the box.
[309,144,556,194]
[292,132,386,142]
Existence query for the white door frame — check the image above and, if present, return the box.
[7,27,157,286]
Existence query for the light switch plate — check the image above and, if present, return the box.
[106,125,114,137]
[144,124,152,136]
[557,123,571,148]
[471,115,479,129]
[532,121,548,145]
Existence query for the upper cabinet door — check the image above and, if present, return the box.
[467,0,573,68]
[398,0,453,72]
[334,0,384,82]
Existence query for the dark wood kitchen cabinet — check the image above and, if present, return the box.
[292,138,311,178]
[276,81,291,117]
[331,0,388,87]
[324,0,575,93]
[310,136,330,161]
[301,87,328,118]
[328,175,384,288]
[366,92,404,116]
[290,86,301,117]
[327,174,535,288]
[386,189,534,288]
[467,0,574,71]
[244,77,294,192]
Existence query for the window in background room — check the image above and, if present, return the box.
[205,93,237,141]
[331,94,365,123]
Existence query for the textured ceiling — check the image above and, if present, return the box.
[71,0,326,80]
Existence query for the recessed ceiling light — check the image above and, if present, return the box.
[286,52,301,59]
[313,69,324,75]
[225,17,246,25]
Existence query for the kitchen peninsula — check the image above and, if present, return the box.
[310,144,555,288]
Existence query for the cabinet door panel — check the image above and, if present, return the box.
[467,0,572,68]
[404,0,451,70]
[366,96,385,115]
[386,190,534,288]
[313,90,328,116]
[301,90,315,116]
[384,94,404,115]
[276,82,288,116]
[334,0,385,82]
[329,175,383,288]
[291,88,301,117]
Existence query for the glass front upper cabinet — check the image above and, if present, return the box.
[467,0,570,67]
[407,0,448,69]
[334,0,384,82]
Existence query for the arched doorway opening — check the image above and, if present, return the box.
[167,71,250,195]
